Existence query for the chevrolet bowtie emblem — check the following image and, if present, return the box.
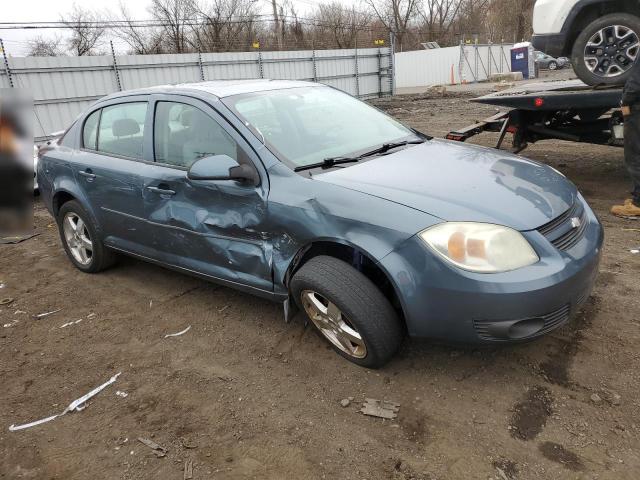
[570,217,581,229]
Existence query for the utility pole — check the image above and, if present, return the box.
[271,0,282,50]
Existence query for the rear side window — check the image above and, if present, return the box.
[153,101,238,168]
[97,103,147,159]
[82,109,100,149]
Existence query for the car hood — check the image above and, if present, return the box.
[314,139,577,231]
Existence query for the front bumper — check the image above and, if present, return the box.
[532,33,568,58]
[379,197,603,344]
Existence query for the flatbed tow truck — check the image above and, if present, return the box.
[446,79,625,153]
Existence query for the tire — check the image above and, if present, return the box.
[57,200,115,273]
[548,61,557,71]
[572,13,640,86]
[290,255,404,368]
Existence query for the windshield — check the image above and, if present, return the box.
[222,86,414,168]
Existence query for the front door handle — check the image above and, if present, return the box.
[147,186,176,196]
[79,169,96,181]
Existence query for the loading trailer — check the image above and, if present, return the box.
[446,80,624,153]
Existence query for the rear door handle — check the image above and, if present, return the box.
[79,169,96,181]
[147,186,176,196]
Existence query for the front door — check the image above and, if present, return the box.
[141,95,273,293]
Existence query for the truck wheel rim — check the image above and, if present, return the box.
[301,290,367,359]
[63,212,93,266]
[584,25,639,78]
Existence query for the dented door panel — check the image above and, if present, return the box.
[141,162,272,291]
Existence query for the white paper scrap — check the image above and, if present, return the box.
[9,372,121,431]
[164,325,191,338]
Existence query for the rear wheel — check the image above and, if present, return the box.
[572,13,640,85]
[57,200,115,273]
[290,256,404,368]
[548,61,557,71]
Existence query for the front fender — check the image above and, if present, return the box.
[266,163,440,295]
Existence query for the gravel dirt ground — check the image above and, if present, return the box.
[2,72,639,480]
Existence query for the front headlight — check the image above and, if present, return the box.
[419,222,539,273]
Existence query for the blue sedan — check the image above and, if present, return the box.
[37,80,603,368]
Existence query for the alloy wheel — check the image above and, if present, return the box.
[62,212,93,266]
[301,290,367,359]
[584,25,640,78]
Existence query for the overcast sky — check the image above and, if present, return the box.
[1,0,360,56]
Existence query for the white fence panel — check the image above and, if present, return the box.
[0,46,392,141]
[395,47,460,88]
[395,44,513,89]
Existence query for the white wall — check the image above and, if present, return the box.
[395,44,513,88]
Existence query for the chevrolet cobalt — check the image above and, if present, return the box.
[38,80,603,367]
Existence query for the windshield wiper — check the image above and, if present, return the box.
[294,139,426,172]
[294,157,360,172]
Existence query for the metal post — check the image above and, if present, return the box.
[476,46,488,80]
[474,43,478,83]
[488,43,500,74]
[458,42,464,84]
[377,47,382,98]
[197,43,205,81]
[461,44,478,83]
[110,40,122,91]
[487,42,492,78]
[257,51,264,79]
[501,43,510,72]
[389,31,396,96]
[311,42,318,82]
[354,36,360,97]
[0,38,14,88]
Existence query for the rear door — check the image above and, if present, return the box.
[74,98,150,248]
[140,94,273,293]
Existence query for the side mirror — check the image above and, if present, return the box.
[187,155,259,186]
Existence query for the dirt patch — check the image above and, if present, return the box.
[538,296,601,386]
[492,458,519,479]
[539,442,584,471]
[509,386,553,441]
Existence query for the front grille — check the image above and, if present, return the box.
[473,303,571,341]
[537,201,588,251]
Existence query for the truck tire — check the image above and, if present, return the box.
[290,256,404,368]
[572,13,640,86]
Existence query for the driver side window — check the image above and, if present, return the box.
[154,101,238,168]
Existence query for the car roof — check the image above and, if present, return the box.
[100,79,321,102]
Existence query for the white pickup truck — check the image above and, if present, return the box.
[532,0,640,85]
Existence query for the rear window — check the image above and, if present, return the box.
[97,103,147,159]
[82,109,100,150]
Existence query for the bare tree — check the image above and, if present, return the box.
[364,0,419,51]
[312,2,371,49]
[418,0,462,44]
[113,1,163,54]
[485,0,535,42]
[148,0,197,53]
[60,4,106,56]
[27,35,64,57]
[194,0,258,52]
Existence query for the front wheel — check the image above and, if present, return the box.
[572,13,640,86]
[290,256,404,368]
[548,61,557,71]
